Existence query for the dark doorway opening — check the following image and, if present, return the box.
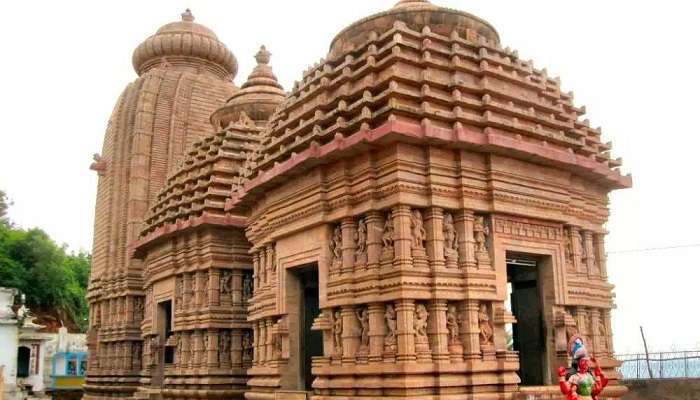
[17,346,30,378]
[297,266,322,391]
[507,253,546,386]
[159,300,174,365]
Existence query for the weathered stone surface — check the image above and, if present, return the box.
[88,2,630,399]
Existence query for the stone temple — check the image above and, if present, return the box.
[86,2,631,399]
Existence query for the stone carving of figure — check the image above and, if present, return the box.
[186,274,195,307]
[201,272,209,304]
[414,303,429,342]
[175,334,182,365]
[220,270,232,296]
[133,297,144,322]
[355,218,367,258]
[220,330,231,363]
[478,303,494,345]
[90,153,107,176]
[443,212,458,256]
[175,276,184,308]
[330,225,343,263]
[382,214,394,250]
[446,304,459,345]
[356,307,370,350]
[384,304,397,347]
[270,247,277,273]
[411,209,426,249]
[242,330,253,361]
[132,343,142,370]
[238,110,255,127]
[575,230,586,260]
[243,273,253,300]
[598,316,608,352]
[332,310,343,353]
[474,216,489,253]
[564,230,574,262]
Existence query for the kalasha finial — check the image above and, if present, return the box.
[181,8,195,22]
[255,45,271,65]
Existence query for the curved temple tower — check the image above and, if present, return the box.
[88,2,631,400]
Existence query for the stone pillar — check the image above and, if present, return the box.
[425,207,446,270]
[368,303,385,362]
[393,205,413,269]
[181,332,190,369]
[191,330,202,368]
[366,211,383,270]
[207,330,218,368]
[259,251,267,288]
[584,230,596,276]
[232,270,243,305]
[253,252,260,291]
[266,319,274,363]
[594,233,608,279]
[252,324,259,366]
[590,308,602,357]
[126,296,134,324]
[210,269,220,306]
[341,218,356,274]
[427,300,449,361]
[266,244,276,284]
[182,273,192,308]
[395,299,416,362]
[572,227,585,274]
[455,209,476,269]
[231,330,243,368]
[460,300,481,360]
[258,321,267,365]
[341,306,360,363]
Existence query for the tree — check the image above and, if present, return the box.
[0,205,90,332]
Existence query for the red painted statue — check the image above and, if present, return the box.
[558,335,608,400]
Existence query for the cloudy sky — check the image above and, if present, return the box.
[0,0,698,354]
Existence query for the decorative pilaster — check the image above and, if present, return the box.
[266,318,274,363]
[207,329,218,368]
[395,299,416,362]
[341,306,360,363]
[181,332,190,370]
[366,212,383,270]
[259,251,267,287]
[393,205,413,269]
[231,330,243,368]
[424,207,446,270]
[368,303,385,362]
[252,324,259,366]
[594,233,608,279]
[266,244,275,284]
[341,218,356,274]
[427,300,449,361]
[584,230,597,276]
[253,252,260,291]
[460,300,481,360]
[455,210,476,269]
[209,269,220,306]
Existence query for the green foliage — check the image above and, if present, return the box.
[0,219,90,332]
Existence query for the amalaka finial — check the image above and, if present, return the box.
[181,8,195,22]
[255,45,271,65]
[393,0,431,8]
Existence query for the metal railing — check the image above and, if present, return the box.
[617,351,700,379]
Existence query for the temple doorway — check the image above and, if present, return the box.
[507,253,547,386]
[297,266,322,390]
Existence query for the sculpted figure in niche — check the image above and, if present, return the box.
[201,272,209,299]
[384,304,397,347]
[411,209,426,249]
[133,297,144,322]
[243,273,253,300]
[330,225,343,262]
[355,218,367,258]
[332,310,343,353]
[575,230,586,260]
[242,330,253,361]
[446,304,459,344]
[443,212,458,256]
[356,307,370,350]
[220,330,231,363]
[132,343,142,370]
[220,270,232,296]
[382,214,394,250]
[565,230,574,262]
[478,303,494,345]
[474,216,489,253]
[414,303,429,343]
[175,276,183,308]
[270,246,277,273]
